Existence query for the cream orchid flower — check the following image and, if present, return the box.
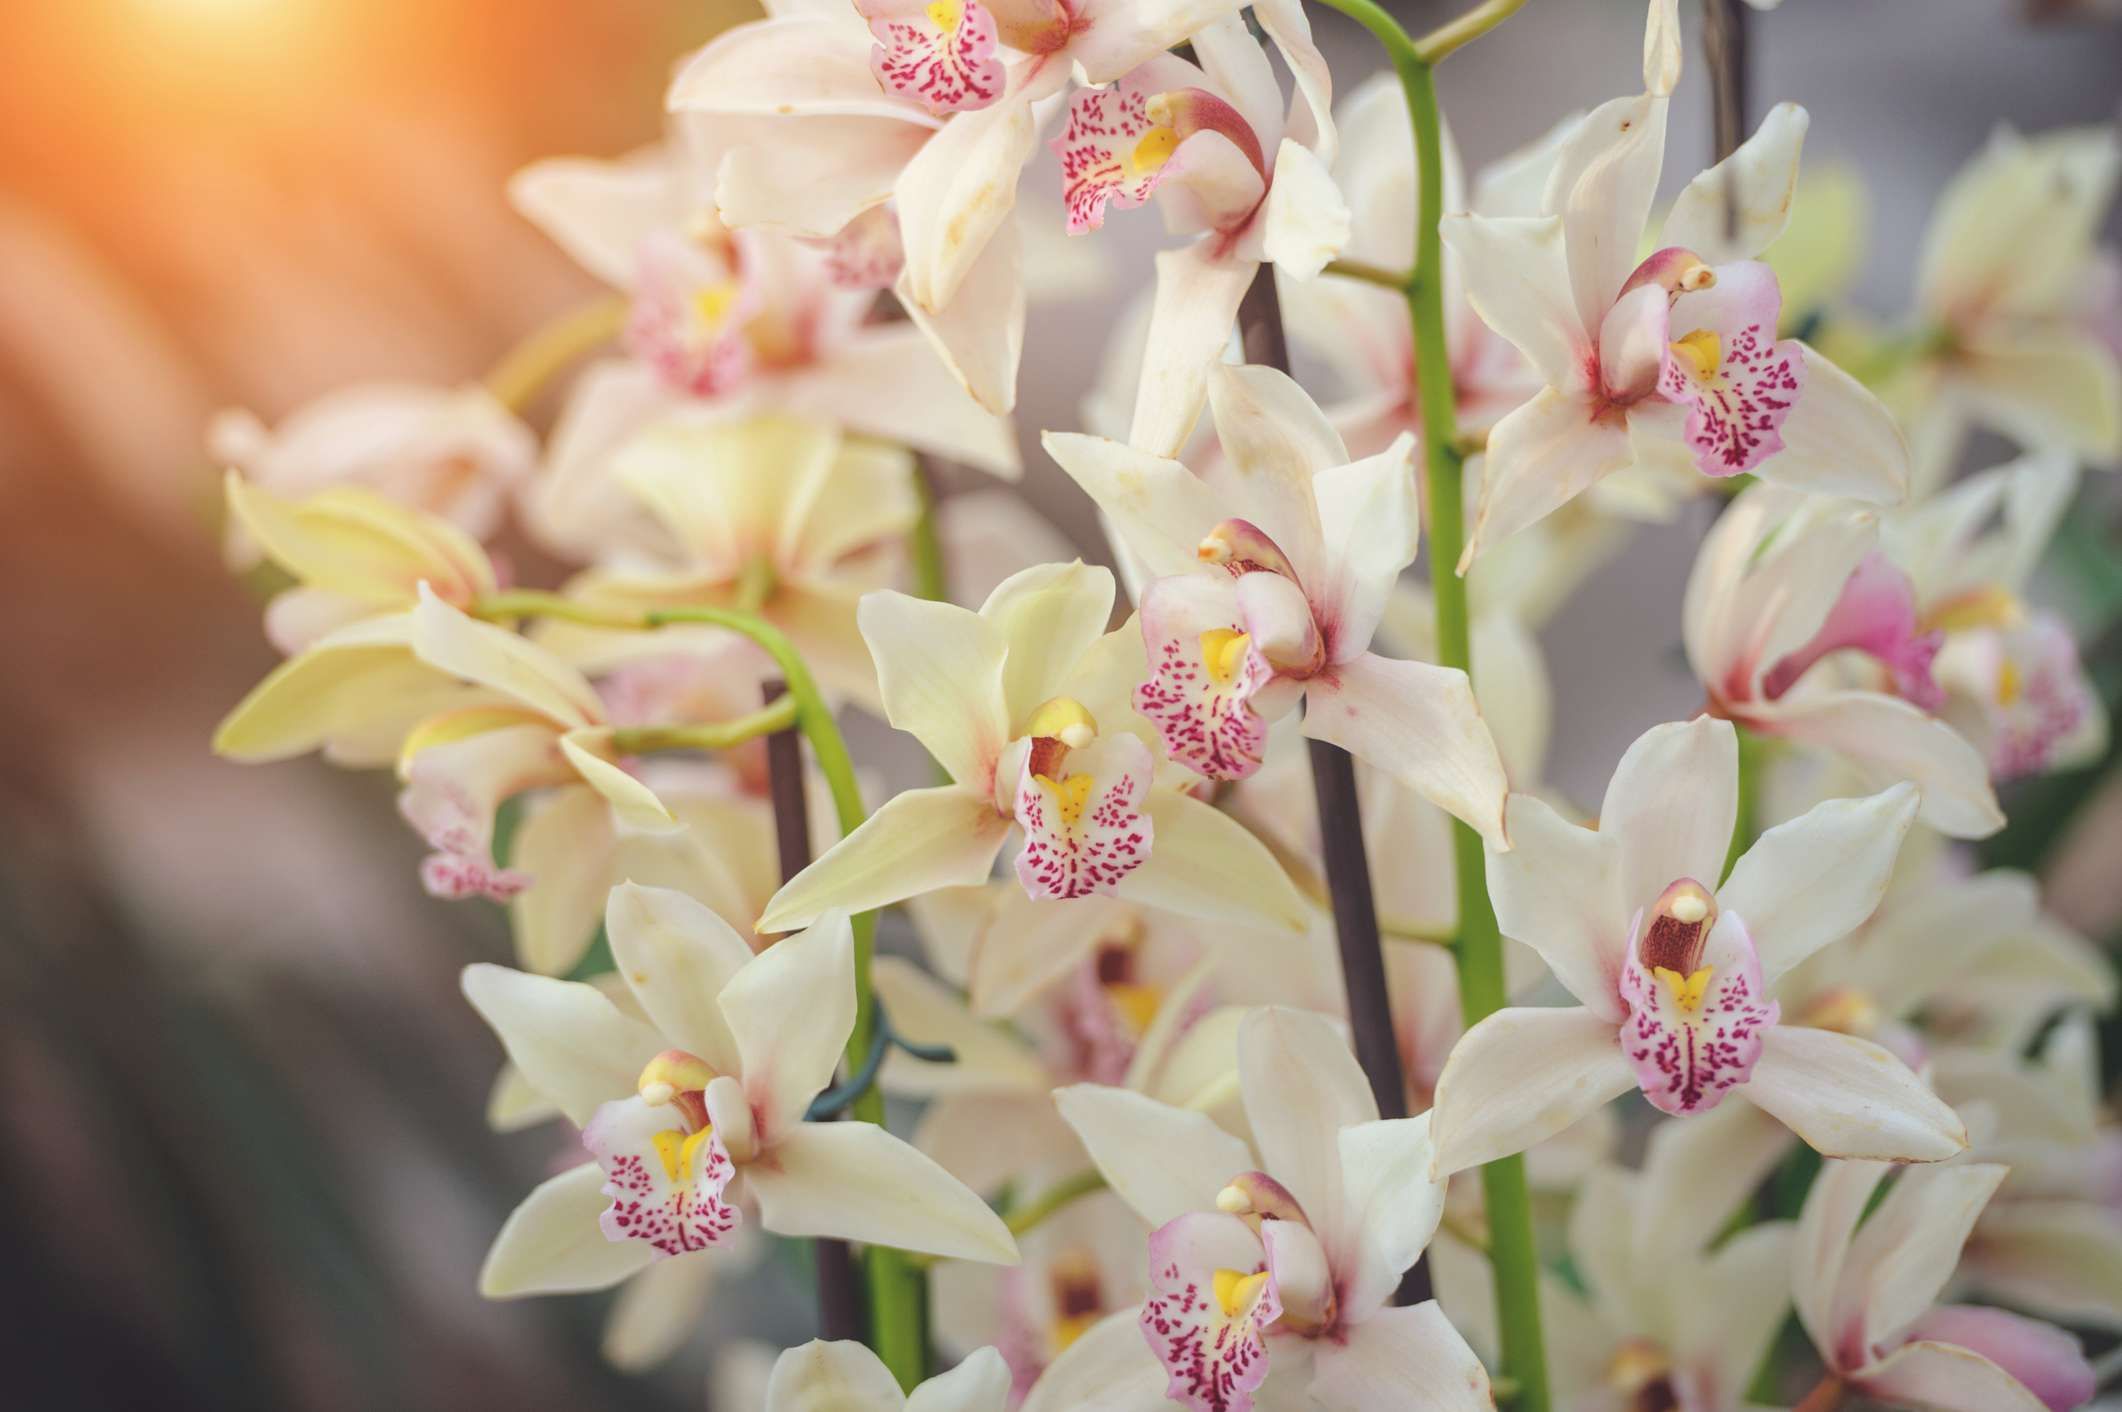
[767,1339,1011,1411]
[1894,124,2121,494]
[1792,1158,2096,1412]
[1029,1007,1490,1412]
[211,381,532,554]
[1686,483,2004,838]
[1427,716,1966,1176]
[1056,10,1346,455]
[221,470,498,653]
[1045,364,1510,845]
[469,885,1018,1313]
[1442,2,1909,565]
[215,585,675,901]
[530,415,917,708]
[1881,451,2107,783]
[510,125,1015,560]
[759,560,1311,933]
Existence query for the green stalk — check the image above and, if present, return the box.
[482,296,629,413]
[1310,4,1549,1407]
[476,590,928,1387]
[910,458,950,603]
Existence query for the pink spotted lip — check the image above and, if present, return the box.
[860,0,1008,116]
[1617,905,1779,1117]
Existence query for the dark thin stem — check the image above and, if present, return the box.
[1237,265,1429,1307]
[1702,0,1750,235]
[765,680,865,1346]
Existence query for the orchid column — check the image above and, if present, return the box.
[1312,1,1550,1408]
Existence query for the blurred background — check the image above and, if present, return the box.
[1,0,2118,1407]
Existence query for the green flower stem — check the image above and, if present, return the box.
[607,697,797,756]
[473,589,928,1388]
[910,458,950,603]
[1310,3,1550,1407]
[1723,721,1767,884]
[1004,1169,1107,1240]
[482,297,630,413]
[1322,257,1413,289]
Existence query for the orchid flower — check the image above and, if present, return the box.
[665,0,1253,416]
[1880,452,2107,783]
[510,124,1015,560]
[1279,74,1548,461]
[759,560,1311,933]
[766,1339,1011,1411]
[1427,716,1967,1175]
[1893,124,2121,494]
[221,470,499,653]
[1436,1101,1796,1412]
[1792,1158,2095,1412]
[211,381,532,554]
[1027,1007,1491,1412]
[1686,483,2004,838]
[469,884,1017,1317]
[215,585,676,902]
[1045,363,1510,844]
[1442,1,1910,565]
[1056,10,1347,456]
[530,415,918,708]
[1933,1015,2122,1337]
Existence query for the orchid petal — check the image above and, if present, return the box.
[1544,92,1670,333]
[1016,1306,1170,1412]
[507,786,618,976]
[601,1241,719,1370]
[872,955,1047,1097]
[980,559,1118,726]
[1334,1115,1447,1319]
[766,1338,909,1411]
[1041,433,1223,579]
[896,216,1028,416]
[605,882,754,1076]
[1113,786,1313,935]
[1856,1339,2055,1412]
[1440,213,1587,388]
[1238,1006,1375,1247]
[758,785,1011,934]
[721,913,857,1140]
[1311,433,1420,659]
[781,323,1021,477]
[1461,387,1634,568]
[1600,716,1737,917]
[899,92,1036,315]
[907,1346,1014,1412]
[508,152,680,290]
[1660,102,1810,263]
[1309,1301,1492,1412]
[1428,1006,1634,1176]
[1300,653,1509,848]
[1757,344,1911,504]
[744,1121,1018,1263]
[1260,139,1351,280]
[1130,245,1257,459]
[859,590,1011,790]
[1721,783,1918,987]
[1964,1201,2122,1332]
[479,1163,656,1297]
[410,585,603,728]
[1767,690,2004,839]
[1840,1162,2010,1354]
[1485,792,1627,1019]
[1053,1084,1252,1228]
[461,964,663,1126]
[1737,1025,1967,1162]
[1794,1156,1892,1361]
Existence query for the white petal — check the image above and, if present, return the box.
[1634,1099,1792,1268]
[461,964,663,1126]
[745,1121,1018,1262]
[778,324,1020,478]
[1737,1025,1967,1163]
[1067,0,1250,81]
[1841,1161,2009,1351]
[1040,432,1222,579]
[1721,783,1918,987]
[667,14,939,122]
[1308,1301,1493,1412]
[1793,1156,1891,1361]
[722,913,857,1139]
[1766,690,2004,839]
[601,1250,718,1370]
[479,1163,655,1297]
[906,1346,1013,1412]
[1461,387,1634,567]
[559,730,680,835]
[898,93,1036,315]
[766,1339,908,1412]
[1052,1084,1252,1228]
[1484,792,1627,1018]
[759,785,1012,933]
[410,584,602,727]
[508,151,678,290]
[605,882,755,1075]
[1642,0,1682,94]
[1261,139,1351,281]
[859,590,1011,789]
[1311,433,1420,659]
[506,786,618,976]
[1963,1200,2122,1332]
[1128,244,1256,458]
[1757,344,1911,504]
[1017,1307,1170,1412]
[1334,1114,1447,1319]
[1111,787,1313,935]
[873,955,1047,1097]
[1660,103,1810,263]
[1202,361,1342,582]
[978,560,1117,726]
[1300,653,1509,848]
[1950,330,2122,465]
[716,114,933,237]
[1600,716,1738,912]
[965,890,1135,1017]
[1237,1006,1375,1250]
[1439,213,1587,387]
[1544,92,1669,332]
[1672,1221,1798,1408]
[896,218,1027,417]
[1427,1006,1634,1176]
[1854,1339,2051,1412]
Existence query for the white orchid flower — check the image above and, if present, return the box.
[211,382,532,558]
[1436,1101,1796,1412]
[760,560,1310,933]
[469,884,1017,1318]
[221,470,499,654]
[510,124,1015,559]
[1029,1007,1490,1412]
[1792,1158,2096,1412]
[216,586,676,901]
[1428,716,1966,1175]
[1685,483,2004,838]
[767,1339,1010,1412]
[1055,9,1347,455]
[1441,2,1908,565]
[1045,363,1510,845]
[1895,124,2121,494]
[1881,451,2108,784]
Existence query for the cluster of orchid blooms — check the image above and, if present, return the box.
[209,0,2121,1408]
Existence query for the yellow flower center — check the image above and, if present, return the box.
[690,280,742,333]
[1051,1311,1098,1351]
[1996,657,2023,706]
[1104,980,1163,1038]
[637,1050,717,1105]
[1606,1337,1673,1394]
[1199,628,1252,687]
[649,1126,719,1184]
[1922,583,2022,635]
[1800,987,1881,1037]
[925,0,962,29]
[1027,695,1098,748]
[1668,328,1722,381]
[1212,1268,1271,1317]
[1033,772,1097,828]
[1654,965,1715,1013]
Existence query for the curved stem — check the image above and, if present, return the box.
[1308,3,1554,1403]
[1006,1169,1107,1239]
[911,458,950,603]
[1323,257,1413,290]
[483,296,629,413]
[608,697,796,756]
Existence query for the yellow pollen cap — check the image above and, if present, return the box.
[638,1049,716,1103]
[1027,696,1097,747]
